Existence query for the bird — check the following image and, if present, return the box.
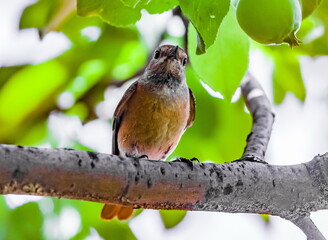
[100,45,196,221]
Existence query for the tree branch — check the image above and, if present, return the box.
[290,216,326,240]
[240,74,326,239]
[241,74,275,162]
[1,76,325,239]
[1,144,328,220]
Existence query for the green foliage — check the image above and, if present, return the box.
[20,0,59,29]
[4,202,43,240]
[0,66,23,88]
[272,49,306,104]
[179,0,230,54]
[188,7,249,100]
[260,214,270,223]
[1,0,328,238]
[301,0,322,19]
[299,0,328,55]
[0,197,9,239]
[145,0,179,14]
[160,210,187,228]
[77,0,178,27]
[63,59,107,99]
[77,0,142,27]
[59,200,137,240]
[61,14,104,45]
[0,61,67,141]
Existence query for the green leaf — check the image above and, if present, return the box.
[301,0,322,19]
[63,59,107,100]
[145,0,179,14]
[77,0,141,27]
[19,0,59,29]
[273,77,287,105]
[160,210,187,229]
[0,197,9,240]
[112,41,148,80]
[0,66,24,88]
[0,60,67,140]
[20,0,104,43]
[4,203,43,240]
[188,7,249,100]
[272,51,306,104]
[61,14,104,45]
[50,199,136,240]
[180,0,230,53]
[95,219,137,240]
[72,200,137,240]
[297,0,328,56]
[16,120,48,146]
[120,0,148,8]
[195,31,206,55]
[66,102,89,120]
[260,214,270,223]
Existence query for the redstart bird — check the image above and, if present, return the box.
[100,45,195,221]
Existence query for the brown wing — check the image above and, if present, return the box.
[186,88,196,128]
[112,81,138,155]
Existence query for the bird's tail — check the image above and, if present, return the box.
[100,204,134,221]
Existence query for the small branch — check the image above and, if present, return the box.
[290,216,326,240]
[173,7,189,52]
[39,0,76,38]
[241,74,275,162]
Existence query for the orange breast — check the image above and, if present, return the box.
[117,84,190,160]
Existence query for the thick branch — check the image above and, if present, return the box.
[1,144,328,221]
[241,74,275,161]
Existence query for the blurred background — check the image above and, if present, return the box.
[0,0,328,239]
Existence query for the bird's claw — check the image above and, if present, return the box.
[172,157,199,169]
[233,155,268,164]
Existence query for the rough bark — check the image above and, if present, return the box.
[1,144,328,222]
[291,216,326,240]
[241,74,275,162]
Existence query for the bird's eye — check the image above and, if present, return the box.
[154,50,160,59]
[182,58,188,66]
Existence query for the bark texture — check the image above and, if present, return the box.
[1,144,328,222]
[241,74,275,162]
[291,216,326,240]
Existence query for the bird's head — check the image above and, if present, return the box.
[144,45,188,85]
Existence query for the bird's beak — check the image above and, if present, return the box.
[168,45,179,59]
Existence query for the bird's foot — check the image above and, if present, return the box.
[232,155,267,164]
[172,157,199,169]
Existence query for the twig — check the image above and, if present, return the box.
[173,7,189,52]
[290,216,326,240]
[240,73,275,162]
